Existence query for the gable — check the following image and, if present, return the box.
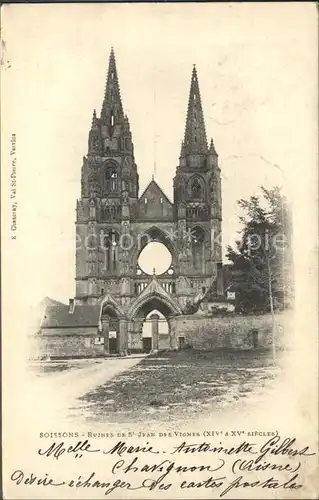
[138,180,173,220]
[128,276,182,318]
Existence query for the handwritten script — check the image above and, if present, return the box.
[10,433,316,497]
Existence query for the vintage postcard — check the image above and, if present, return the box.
[1,2,318,499]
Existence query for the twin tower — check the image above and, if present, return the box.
[75,48,223,321]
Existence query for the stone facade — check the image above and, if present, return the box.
[40,49,225,356]
[172,312,289,350]
[33,312,289,359]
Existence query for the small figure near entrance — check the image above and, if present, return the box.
[251,328,259,348]
[142,337,152,353]
[109,330,118,354]
[178,336,185,350]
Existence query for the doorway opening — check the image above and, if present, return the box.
[101,304,119,355]
[109,329,118,354]
[142,309,169,352]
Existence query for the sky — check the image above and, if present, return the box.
[2,3,317,310]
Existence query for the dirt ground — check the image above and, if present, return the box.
[75,348,282,424]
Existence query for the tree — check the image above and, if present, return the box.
[226,186,293,316]
[226,186,293,362]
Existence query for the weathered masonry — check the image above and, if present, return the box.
[40,48,225,356]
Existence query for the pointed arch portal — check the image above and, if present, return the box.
[127,292,181,353]
[100,296,125,355]
[128,279,182,320]
[132,295,177,319]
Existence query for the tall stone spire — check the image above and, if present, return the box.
[101,47,124,126]
[88,108,101,154]
[182,65,208,156]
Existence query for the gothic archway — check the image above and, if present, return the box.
[128,280,182,320]
[141,309,169,353]
[139,226,176,253]
[99,297,124,355]
[131,295,178,319]
[127,291,181,353]
[100,294,124,317]
[134,226,178,276]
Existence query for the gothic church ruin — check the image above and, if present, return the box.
[40,49,225,356]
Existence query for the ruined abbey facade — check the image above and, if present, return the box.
[40,49,224,356]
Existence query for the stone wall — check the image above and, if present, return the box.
[31,311,292,358]
[128,333,171,353]
[172,311,291,350]
[137,181,173,220]
[29,328,104,359]
[158,334,171,350]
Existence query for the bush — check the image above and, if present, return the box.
[208,306,234,317]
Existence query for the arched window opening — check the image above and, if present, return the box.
[138,242,172,276]
[105,165,118,192]
[109,204,115,219]
[111,114,114,127]
[102,229,119,272]
[191,226,205,244]
[191,178,202,199]
[191,226,205,272]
